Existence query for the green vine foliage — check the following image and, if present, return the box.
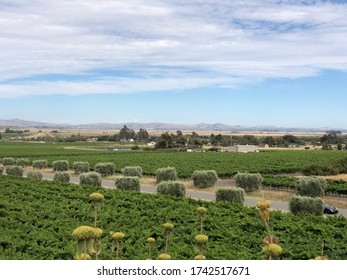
[0,175,347,260]
[1,142,347,177]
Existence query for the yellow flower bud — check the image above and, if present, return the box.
[197,207,207,214]
[89,192,105,203]
[195,234,209,244]
[262,244,283,257]
[195,254,206,260]
[158,253,171,260]
[75,253,91,260]
[164,223,174,230]
[147,237,155,244]
[112,232,125,240]
[72,226,97,240]
[256,200,272,210]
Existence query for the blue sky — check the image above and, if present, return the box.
[1,0,347,128]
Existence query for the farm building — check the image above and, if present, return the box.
[227,145,259,153]
[86,137,98,142]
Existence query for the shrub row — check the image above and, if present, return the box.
[73,161,90,174]
[27,170,43,180]
[192,170,218,188]
[156,167,177,183]
[53,171,70,183]
[121,166,143,177]
[4,165,24,177]
[234,173,263,192]
[15,158,30,167]
[156,167,220,189]
[0,164,331,216]
[80,172,102,187]
[115,176,140,191]
[2,157,16,166]
[94,163,115,177]
[157,181,186,197]
[289,195,323,215]
[33,160,48,169]
[52,160,69,172]
[1,157,35,167]
[216,187,245,203]
[296,176,326,198]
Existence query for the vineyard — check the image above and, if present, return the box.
[0,175,346,260]
[1,142,347,177]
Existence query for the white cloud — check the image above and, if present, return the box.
[0,0,347,98]
[0,76,240,99]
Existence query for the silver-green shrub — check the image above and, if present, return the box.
[27,170,43,180]
[192,170,218,188]
[80,172,102,187]
[289,195,324,215]
[2,157,15,166]
[15,158,30,167]
[296,176,326,198]
[53,171,70,183]
[157,181,186,197]
[234,172,263,192]
[5,165,24,177]
[52,160,69,171]
[32,159,48,169]
[156,167,177,183]
[121,166,143,177]
[94,162,115,177]
[115,176,140,192]
[73,161,90,174]
[216,187,245,204]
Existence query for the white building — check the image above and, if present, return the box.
[227,145,259,153]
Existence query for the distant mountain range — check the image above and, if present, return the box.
[0,118,345,132]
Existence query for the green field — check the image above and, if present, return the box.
[1,142,347,177]
[1,175,346,260]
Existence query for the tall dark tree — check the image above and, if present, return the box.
[175,130,187,146]
[155,132,174,149]
[283,134,298,143]
[137,128,149,141]
[188,132,202,148]
[320,132,340,144]
[119,125,135,140]
[262,136,276,147]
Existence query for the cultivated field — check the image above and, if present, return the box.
[1,140,347,260]
[1,142,347,178]
[1,175,346,260]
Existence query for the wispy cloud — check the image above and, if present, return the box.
[0,0,347,98]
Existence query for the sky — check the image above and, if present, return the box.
[0,0,347,129]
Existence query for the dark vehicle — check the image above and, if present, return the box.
[323,204,339,214]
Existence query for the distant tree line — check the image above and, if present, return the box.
[96,125,150,142]
[3,125,346,150]
[4,128,30,134]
